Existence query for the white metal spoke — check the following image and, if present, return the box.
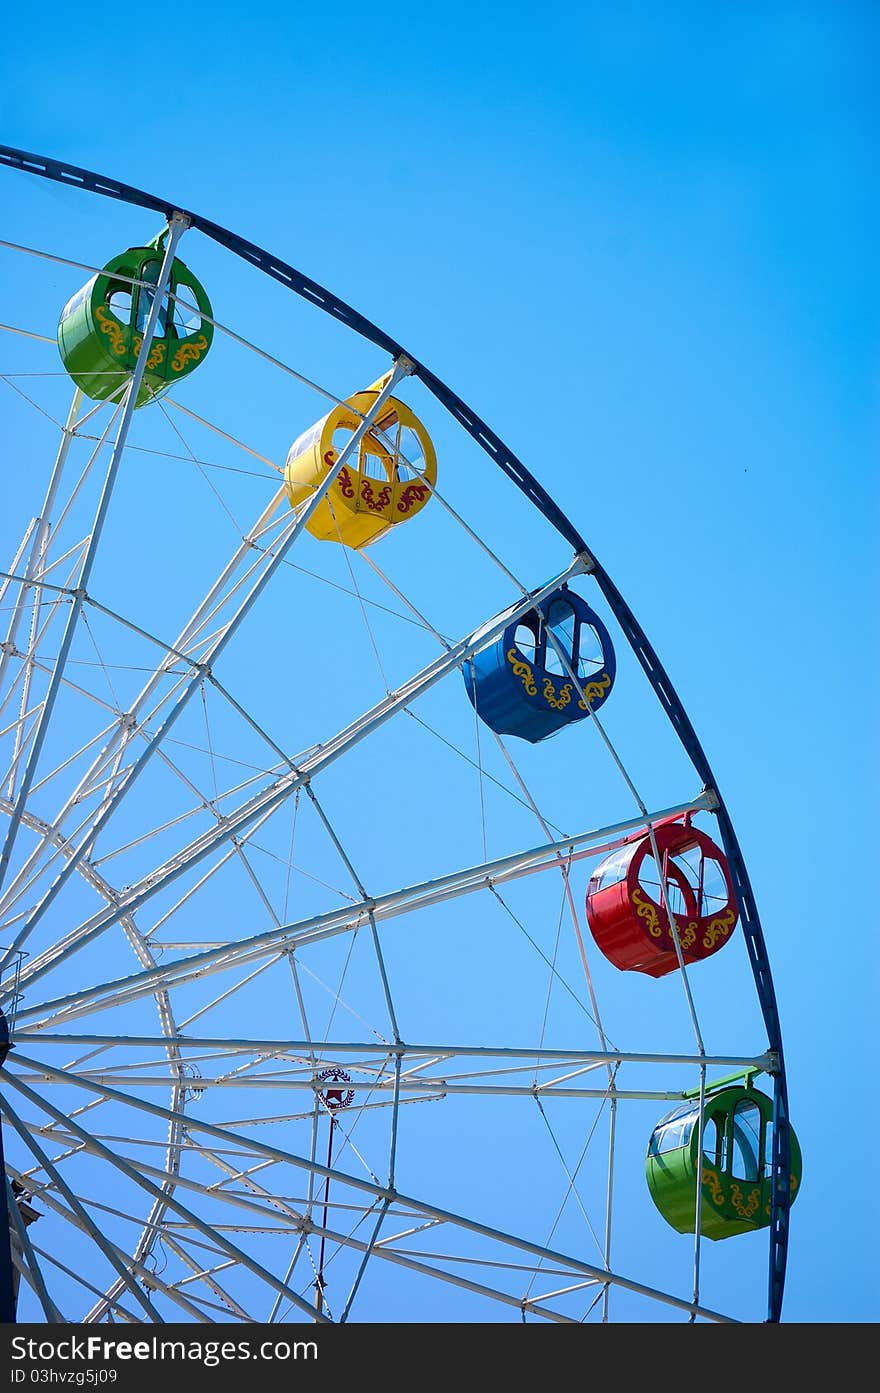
[2,1065,332,1324]
[0,794,189,1291]
[19,1180,211,1324]
[145,1233,254,1321]
[0,570,81,728]
[0,360,412,972]
[10,1038,772,1094]
[11,792,712,1025]
[4,1172,62,1321]
[27,1241,143,1323]
[4,557,595,991]
[0,218,188,900]
[0,1093,164,1321]
[4,1051,732,1322]
[5,1075,731,1102]
[0,238,357,411]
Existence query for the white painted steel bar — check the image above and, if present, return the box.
[6,1052,732,1322]
[0,360,411,971]
[7,1073,702,1101]
[0,793,190,1299]
[299,782,401,1043]
[166,400,281,471]
[19,1181,210,1324]
[0,567,82,736]
[0,495,285,918]
[340,1200,390,1321]
[159,1233,252,1321]
[315,1219,574,1323]
[603,1093,617,1322]
[28,1243,142,1323]
[0,239,351,410]
[4,1171,62,1321]
[3,1067,330,1324]
[2,393,84,801]
[0,520,38,690]
[0,1094,162,1321]
[527,1280,599,1304]
[5,553,595,996]
[0,324,55,344]
[12,792,714,1022]
[0,217,188,904]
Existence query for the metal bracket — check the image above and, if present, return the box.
[576,548,596,574]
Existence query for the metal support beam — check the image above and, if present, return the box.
[0,216,188,899]
[12,1034,775,1071]
[6,555,593,999]
[13,792,713,1027]
[0,360,411,977]
[3,1052,734,1323]
[0,1107,16,1321]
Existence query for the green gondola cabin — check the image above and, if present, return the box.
[57,232,213,408]
[645,1083,801,1240]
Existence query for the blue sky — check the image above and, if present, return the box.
[0,1,877,1324]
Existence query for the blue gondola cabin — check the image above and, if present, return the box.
[463,587,616,743]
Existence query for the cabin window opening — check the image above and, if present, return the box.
[730,1100,762,1182]
[135,260,168,338]
[332,426,354,456]
[394,426,426,483]
[513,622,538,665]
[669,845,729,918]
[364,419,399,480]
[107,285,133,326]
[697,855,729,917]
[589,844,633,893]
[702,1114,722,1168]
[649,1108,695,1156]
[637,852,689,917]
[762,1118,774,1179]
[331,424,385,478]
[543,600,576,676]
[359,441,392,481]
[171,282,202,337]
[576,621,606,679]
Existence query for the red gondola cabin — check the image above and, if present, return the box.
[586,820,738,978]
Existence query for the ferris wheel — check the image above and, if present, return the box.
[0,144,798,1325]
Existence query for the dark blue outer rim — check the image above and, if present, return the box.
[0,143,792,1323]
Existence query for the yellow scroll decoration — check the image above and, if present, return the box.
[506,648,537,696]
[702,1167,725,1207]
[131,334,165,370]
[673,920,698,950]
[172,333,209,373]
[729,1183,761,1219]
[542,677,573,710]
[95,306,127,357]
[577,673,611,710]
[631,888,661,938]
[703,905,737,950]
